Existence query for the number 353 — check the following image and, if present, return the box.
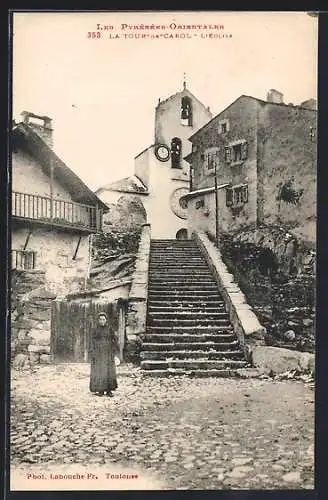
[87,32,101,38]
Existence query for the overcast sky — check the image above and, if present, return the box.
[12,11,318,191]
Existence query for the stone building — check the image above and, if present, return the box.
[96,83,212,239]
[11,111,108,367]
[12,111,108,294]
[182,90,317,245]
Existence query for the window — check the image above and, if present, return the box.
[12,250,36,270]
[195,198,205,209]
[226,187,233,207]
[226,184,248,207]
[225,141,248,164]
[233,144,242,162]
[171,137,182,169]
[181,96,193,126]
[225,147,232,164]
[204,147,220,172]
[241,141,248,160]
[218,119,230,134]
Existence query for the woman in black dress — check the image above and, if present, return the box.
[89,312,119,397]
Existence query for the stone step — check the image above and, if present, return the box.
[148,311,228,320]
[151,252,200,255]
[150,250,202,254]
[150,239,196,246]
[149,288,219,295]
[149,279,216,285]
[141,359,247,371]
[149,255,205,264]
[150,256,203,260]
[141,333,236,343]
[149,273,213,279]
[148,318,231,327]
[149,270,210,274]
[140,350,245,360]
[149,279,217,285]
[148,299,225,306]
[148,292,222,305]
[150,264,209,269]
[150,257,203,261]
[147,306,226,313]
[141,341,240,351]
[140,369,244,378]
[149,272,214,278]
[148,288,219,298]
[147,324,233,332]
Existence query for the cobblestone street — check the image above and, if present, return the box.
[10,363,314,490]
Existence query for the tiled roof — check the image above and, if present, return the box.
[12,122,108,210]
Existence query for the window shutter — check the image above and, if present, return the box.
[226,187,233,207]
[243,185,248,203]
[215,150,220,169]
[241,141,248,160]
[225,147,232,163]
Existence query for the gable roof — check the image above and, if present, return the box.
[95,175,149,195]
[12,122,108,211]
[188,94,317,141]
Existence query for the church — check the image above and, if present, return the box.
[95,82,212,239]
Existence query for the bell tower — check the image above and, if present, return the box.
[154,82,212,175]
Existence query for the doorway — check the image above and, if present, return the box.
[176,228,188,240]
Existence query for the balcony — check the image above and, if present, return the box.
[12,191,102,232]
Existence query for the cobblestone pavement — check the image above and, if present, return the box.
[10,363,314,490]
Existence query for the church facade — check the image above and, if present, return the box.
[96,84,212,239]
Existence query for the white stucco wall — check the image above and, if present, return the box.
[147,150,189,239]
[12,150,73,201]
[135,148,151,188]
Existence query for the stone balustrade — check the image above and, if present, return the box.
[193,230,266,360]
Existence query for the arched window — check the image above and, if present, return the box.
[171,137,182,169]
[181,96,193,126]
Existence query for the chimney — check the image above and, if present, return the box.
[300,99,317,110]
[21,111,53,148]
[267,89,284,104]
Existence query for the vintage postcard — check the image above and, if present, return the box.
[9,10,317,492]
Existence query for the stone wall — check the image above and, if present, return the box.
[12,227,90,297]
[11,270,55,368]
[216,228,315,353]
[126,224,151,362]
[102,195,147,232]
[258,103,316,239]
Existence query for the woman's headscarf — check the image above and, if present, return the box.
[96,312,108,324]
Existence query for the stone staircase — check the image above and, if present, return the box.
[140,239,248,376]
